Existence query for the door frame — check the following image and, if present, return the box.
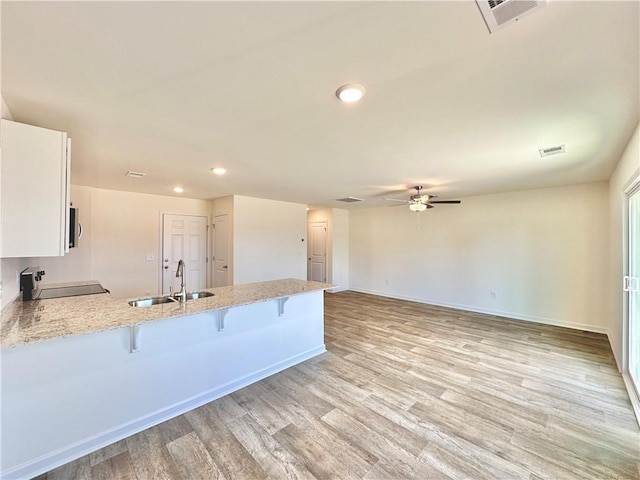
[622,175,640,425]
[158,212,210,295]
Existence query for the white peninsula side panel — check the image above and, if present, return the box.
[1,290,325,479]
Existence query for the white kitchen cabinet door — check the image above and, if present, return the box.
[1,120,70,257]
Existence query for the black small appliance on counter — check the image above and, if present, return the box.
[20,267,45,301]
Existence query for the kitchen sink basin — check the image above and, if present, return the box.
[128,291,214,307]
[128,296,177,307]
[184,291,215,300]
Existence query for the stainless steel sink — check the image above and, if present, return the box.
[184,291,215,300]
[128,296,177,307]
[128,291,214,307]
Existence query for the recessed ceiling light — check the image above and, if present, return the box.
[336,83,366,103]
[173,187,184,193]
[211,167,227,175]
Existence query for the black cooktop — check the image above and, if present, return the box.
[37,283,108,299]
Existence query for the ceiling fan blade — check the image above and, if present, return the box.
[429,200,461,204]
[384,197,409,203]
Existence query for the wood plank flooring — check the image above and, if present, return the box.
[36,291,640,479]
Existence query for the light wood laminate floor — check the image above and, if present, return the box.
[36,291,640,479]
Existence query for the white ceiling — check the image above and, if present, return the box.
[2,1,639,208]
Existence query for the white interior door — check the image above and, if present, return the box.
[162,214,207,295]
[308,221,327,282]
[214,214,230,287]
[627,186,640,394]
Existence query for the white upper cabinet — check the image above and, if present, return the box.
[1,120,71,257]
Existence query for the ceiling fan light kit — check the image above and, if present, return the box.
[409,202,427,212]
[385,185,462,213]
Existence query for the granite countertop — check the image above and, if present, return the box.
[0,279,332,349]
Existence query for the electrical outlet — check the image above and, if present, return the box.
[490,291,497,299]
[146,254,154,261]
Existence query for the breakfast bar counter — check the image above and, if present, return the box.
[0,278,331,348]
[1,278,331,479]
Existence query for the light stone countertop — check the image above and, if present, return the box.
[0,279,332,349]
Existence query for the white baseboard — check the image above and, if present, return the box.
[326,286,348,294]
[621,373,640,429]
[5,345,326,480]
[608,332,623,372]
[349,288,608,334]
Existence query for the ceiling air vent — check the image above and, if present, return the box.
[125,171,146,178]
[539,144,566,157]
[336,197,364,203]
[476,0,546,33]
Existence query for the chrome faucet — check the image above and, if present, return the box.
[174,259,187,303]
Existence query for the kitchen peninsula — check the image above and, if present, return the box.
[1,278,330,479]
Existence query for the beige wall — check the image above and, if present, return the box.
[233,196,307,284]
[1,257,35,307]
[36,186,212,299]
[89,188,212,298]
[332,209,349,291]
[1,99,11,120]
[349,182,610,332]
[3,188,307,305]
[608,122,640,369]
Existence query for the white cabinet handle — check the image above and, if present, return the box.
[624,276,631,291]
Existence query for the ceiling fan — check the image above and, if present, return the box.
[384,185,461,212]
